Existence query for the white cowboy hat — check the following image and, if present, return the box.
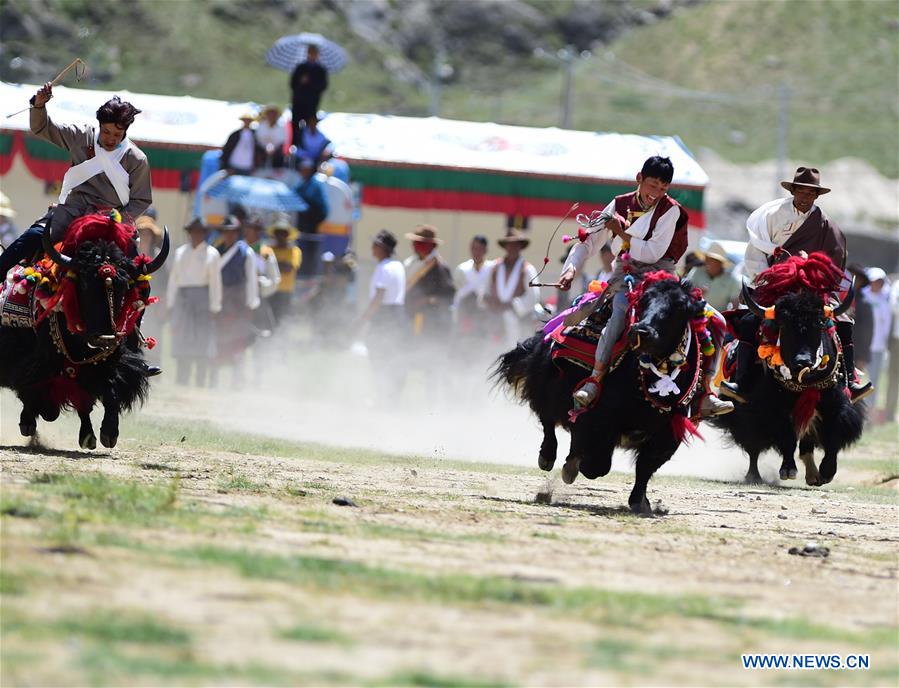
[0,191,16,218]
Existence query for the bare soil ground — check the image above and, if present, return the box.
[1,384,897,687]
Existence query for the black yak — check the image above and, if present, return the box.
[0,212,167,448]
[494,273,713,514]
[711,254,864,485]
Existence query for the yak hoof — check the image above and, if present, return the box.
[100,432,118,449]
[538,453,555,471]
[80,432,97,450]
[630,495,653,516]
[19,422,36,437]
[779,466,798,481]
[744,470,765,485]
[561,456,580,485]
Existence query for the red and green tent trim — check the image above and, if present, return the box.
[0,131,705,226]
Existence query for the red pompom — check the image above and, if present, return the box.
[577,228,589,243]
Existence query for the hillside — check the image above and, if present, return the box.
[1,0,896,177]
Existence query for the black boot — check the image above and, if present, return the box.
[836,321,872,402]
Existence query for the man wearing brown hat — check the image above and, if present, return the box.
[403,225,456,340]
[743,167,846,280]
[486,229,541,347]
[723,167,870,401]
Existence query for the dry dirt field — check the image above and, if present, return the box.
[1,385,897,687]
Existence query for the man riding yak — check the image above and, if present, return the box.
[558,155,733,419]
[0,82,160,375]
[720,166,872,404]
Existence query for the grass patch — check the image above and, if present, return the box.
[4,609,190,647]
[216,471,268,494]
[373,672,510,688]
[0,570,25,596]
[278,623,352,645]
[29,472,178,525]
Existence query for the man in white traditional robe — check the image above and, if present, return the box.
[486,229,540,349]
[0,83,152,278]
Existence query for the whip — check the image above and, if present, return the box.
[5,58,87,119]
[528,202,579,288]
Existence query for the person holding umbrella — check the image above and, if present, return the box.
[290,44,328,144]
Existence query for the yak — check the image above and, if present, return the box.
[710,254,864,486]
[494,273,711,514]
[0,212,168,449]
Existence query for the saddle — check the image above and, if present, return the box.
[0,267,38,328]
[548,297,631,372]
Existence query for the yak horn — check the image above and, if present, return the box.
[741,280,765,319]
[42,229,73,268]
[832,276,856,318]
[143,226,170,274]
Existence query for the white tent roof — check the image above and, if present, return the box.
[0,81,708,188]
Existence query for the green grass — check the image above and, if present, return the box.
[3,610,191,646]
[278,623,352,645]
[373,672,510,688]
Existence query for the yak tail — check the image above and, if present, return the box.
[490,335,545,401]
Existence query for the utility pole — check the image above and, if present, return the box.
[775,81,792,196]
[560,48,574,129]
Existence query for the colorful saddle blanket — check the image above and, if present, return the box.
[548,303,630,372]
[0,268,35,328]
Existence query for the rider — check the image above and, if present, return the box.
[559,155,734,417]
[720,166,872,403]
[0,82,152,280]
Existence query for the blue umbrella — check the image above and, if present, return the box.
[266,33,348,73]
[206,175,308,213]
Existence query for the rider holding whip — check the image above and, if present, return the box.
[0,80,152,279]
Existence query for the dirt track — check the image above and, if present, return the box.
[2,386,897,686]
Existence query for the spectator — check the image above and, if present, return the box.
[453,235,492,329]
[243,215,281,334]
[221,112,263,175]
[886,277,899,422]
[404,224,456,341]
[687,241,742,312]
[0,192,18,248]
[596,243,615,283]
[266,214,301,324]
[320,144,350,183]
[485,229,540,348]
[358,229,406,400]
[166,218,222,387]
[255,104,287,169]
[212,216,260,389]
[295,157,329,233]
[290,44,328,145]
[294,115,331,168]
[862,267,892,408]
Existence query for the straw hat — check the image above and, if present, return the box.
[781,167,831,195]
[697,241,732,267]
[266,213,299,240]
[404,224,442,244]
[0,191,16,218]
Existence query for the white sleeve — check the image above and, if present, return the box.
[512,262,540,316]
[245,249,260,310]
[562,200,615,274]
[627,205,679,264]
[165,249,180,306]
[208,251,223,314]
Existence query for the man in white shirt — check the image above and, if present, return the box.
[486,230,540,348]
[453,235,493,337]
[254,105,286,168]
[166,218,222,387]
[559,156,732,417]
[862,267,892,410]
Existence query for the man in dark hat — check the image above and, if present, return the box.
[722,167,870,402]
[486,229,540,348]
[0,84,152,278]
[403,225,456,342]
